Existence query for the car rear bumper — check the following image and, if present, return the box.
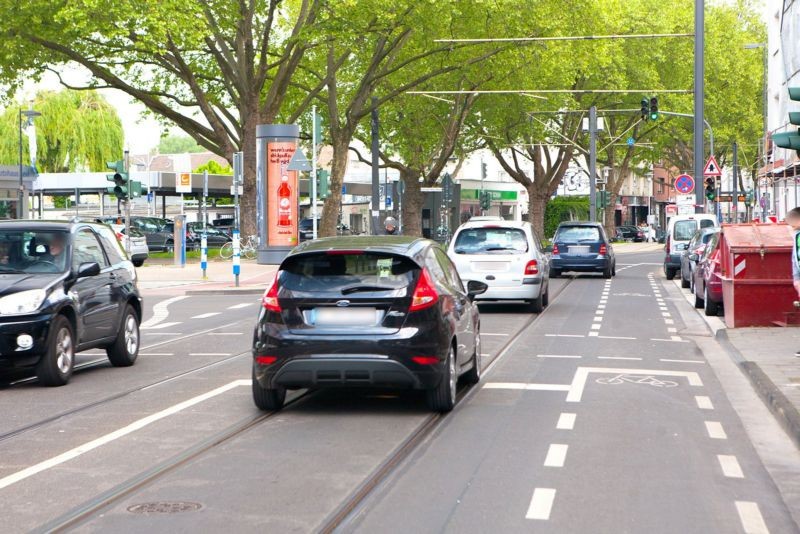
[472,279,542,301]
[551,256,608,272]
[664,254,682,269]
[0,314,53,368]
[258,357,439,389]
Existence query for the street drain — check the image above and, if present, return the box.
[127,501,202,514]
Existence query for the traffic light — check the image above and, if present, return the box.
[480,162,487,180]
[745,189,755,207]
[640,98,649,120]
[704,177,716,201]
[596,190,610,208]
[649,97,659,121]
[479,190,491,211]
[106,160,129,201]
[317,169,330,199]
[772,87,800,156]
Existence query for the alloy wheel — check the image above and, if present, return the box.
[448,347,457,405]
[55,327,74,374]
[124,314,139,355]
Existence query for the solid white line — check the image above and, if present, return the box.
[538,354,582,359]
[191,312,221,319]
[588,332,599,337]
[598,335,636,340]
[544,444,568,467]
[189,353,232,356]
[735,501,769,534]
[718,455,744,478]
[545,334,585,338]
[598,356,642,360]
[141,321,182,331]
[556,413,576,430]
[651,338,689,343]
[214,332,244,336]
[142,332,183,336]
[526,488,556,520]
[141,295,189,328]
[695,396,714,410]
[483,382,571,392]
[705,421,728,439]
[660,358,704,364]
[0,379,251,490]
[227,303,254,309]
[482,333,509,337]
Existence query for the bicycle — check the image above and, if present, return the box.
[595,374,679,388]
[219,234,258,260]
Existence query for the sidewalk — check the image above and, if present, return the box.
[136,259,277,294]
[613,242,664,254]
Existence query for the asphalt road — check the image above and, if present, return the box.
[1,251,799,533]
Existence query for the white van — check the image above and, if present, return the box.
[664,214,718,279]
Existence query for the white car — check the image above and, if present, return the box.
[110,223,148,267]
[448,219,550,312]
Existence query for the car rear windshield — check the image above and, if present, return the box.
[280,252,418,293]
[673,220,697,241]
[555,226,601,242]
[453,227,528,254]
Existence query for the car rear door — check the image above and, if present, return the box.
[433,247,474,366]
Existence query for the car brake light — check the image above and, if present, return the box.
[412,356,439,365]
[552,244,560,255]
[409,268,439,312]
[524,260,539,275]
[115,232,124,241]
[256,356,277,365]
[262,272,281,312]
[599,244,607,256]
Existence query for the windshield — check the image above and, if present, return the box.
[280,252,417,294]
[673,220,697,241]
[556,226,601,242]
[453,227,529,254]
[0,230,70,274]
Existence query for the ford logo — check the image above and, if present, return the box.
[335,300,350,307]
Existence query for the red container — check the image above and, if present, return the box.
[719,223,795,328]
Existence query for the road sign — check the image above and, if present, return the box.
[674,174,695,194]
[665,204,678,216]
[703,155,722,177]
[676,194,695,206]
[176,172,192,193]
[626,137,635,146]
[287,149,312,172]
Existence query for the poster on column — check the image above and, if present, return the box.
[267,142,299,246]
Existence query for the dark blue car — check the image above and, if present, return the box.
[549,222,616,279]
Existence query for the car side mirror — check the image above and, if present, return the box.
[76,261,101,278]
[467,280,488,300]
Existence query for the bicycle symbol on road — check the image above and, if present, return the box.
[595,374,679,388]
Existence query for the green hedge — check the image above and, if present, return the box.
[543,196,589,238]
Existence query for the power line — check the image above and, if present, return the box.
[434,33,694,43]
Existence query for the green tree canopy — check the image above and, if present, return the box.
[193,159,232,175]
[159,135,204,154]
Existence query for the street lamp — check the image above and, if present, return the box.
[18,108,41,219]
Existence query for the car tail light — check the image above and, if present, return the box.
[552,243,560,255]
[524,260,539,275]
[256,356,277,365]
[412,356,439,365]
[409,268,439,312]
[665,236,671,257]
[262,272,281,312]
[599,244,607,256]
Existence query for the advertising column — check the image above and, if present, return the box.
[256,124,299,264]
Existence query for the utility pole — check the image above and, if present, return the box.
[589,106,598,222]
[371,97,380,235]
[732,141,739,223]
[693,0,705,212]
[123,150,131,256]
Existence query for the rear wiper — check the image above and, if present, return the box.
[485,246,517,251]
[340,285,398,295]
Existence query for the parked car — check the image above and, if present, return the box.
[298,218,319,242]
[251,236,487,412]
[0,220,142,386]
[97,216,174,252]
[186,223,232,248]
[108,224,149,267]
[680,227,719,290]
[447,219,550,312]
[211,217,235,237]
[616,225,644,242]
[664,214,718,280]
[692,231,723,316]
[550,221,616,278]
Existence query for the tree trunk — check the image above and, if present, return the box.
[604,191,619,238]
[239,121,258,239]
[320,136,350,237]
[400,171,423,237]
[527,185,550,240]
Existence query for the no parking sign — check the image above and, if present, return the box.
[674,174,695,195]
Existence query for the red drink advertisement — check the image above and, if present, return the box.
[267,142,298,246]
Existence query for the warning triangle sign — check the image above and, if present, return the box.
[703,155,722,177]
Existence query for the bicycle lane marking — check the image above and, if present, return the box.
[140,295,188,329]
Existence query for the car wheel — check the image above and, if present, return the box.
[107,305,140,367]
[461,331,481,385]
[165,241,174,253]
[35,315,74,387]
[612,263,616,277]
[133,259,144,267]
[704,286,719,316]
[665,268,676,280]
[603,265,612,279]
[426,345,457,412]
[252,367,286,411]
[694,284,704,309]
[529,290,544,313]
[542,283,550,307]
[550,269,561,279]
[681,268,691,288]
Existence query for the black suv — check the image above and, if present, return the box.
[0,221,142,386]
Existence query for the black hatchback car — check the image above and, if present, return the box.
[0,221,142,386]
[251,236,488,412]
[550,221,616,278]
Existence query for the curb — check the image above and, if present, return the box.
[185,288,265,296]
[716,329,800,449]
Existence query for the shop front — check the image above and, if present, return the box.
[0,165,35,219]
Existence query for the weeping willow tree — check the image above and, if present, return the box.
[0,90,123,172]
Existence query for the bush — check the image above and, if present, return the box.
[544,196,589,238]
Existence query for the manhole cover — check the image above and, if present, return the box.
[127,502,202,514]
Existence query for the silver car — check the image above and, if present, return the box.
[447,219,550,312]
[110,224,149,267]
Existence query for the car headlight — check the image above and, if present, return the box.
[0,289,47,315]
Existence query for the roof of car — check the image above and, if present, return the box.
[288,235,433,258]
[0,219,108,232]
[458,219,528,230]
[556,221,603,227]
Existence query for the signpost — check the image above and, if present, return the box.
[674,174,695,195]
[232,151,244,287]
[201,170,209,279]
[703,155,722,177]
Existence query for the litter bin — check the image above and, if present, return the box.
[719,223,795,328]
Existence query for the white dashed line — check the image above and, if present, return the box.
[664,319,675,325]
[214,332,245,336]
[545,334,585,338]
[590,324,601,330]
[556,413,576,430]
[227,303,254,309]
[189,353,232,356]
[735,501,769,534]
[598,356,642,361]
[482,333,509,337]
[191,312,221,319]
[538,354,582,359]
[526,488,556,520]
[651,338,689,343]
[670,335,683,342]
[695,396,714,410]
[598,335,636,340]
[483,382,571,392]
[588,332,599,337]
[543,444,568,467]
[705,421,728,439]
[660,358,704,364]
[662,312,671,317]
[139,353,174,356]
[718,455,744,478]
[667,327,677,333]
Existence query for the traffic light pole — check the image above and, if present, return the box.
[732,141,738,222]
[693,0,705,213]
[312,105,318,240]
[371,98,380,235]
[123,150,131,256]
[589,106,598,222]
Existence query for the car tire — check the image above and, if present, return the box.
[694,284,704,309]
[542,283,550,307]
[612,263,616,277]
[704,286,719,317]
[133,259,144,267]
[165,240,174,253]
[665,268,676,280]
[550,269,561,279]
[681,269,691,288]
[603,265,612,279]
[426,345,457,412]
[252,367,286,411]
[106,305,140,367]
[461,332,481,385]
[529,291,544,313]
[36,315,75,387]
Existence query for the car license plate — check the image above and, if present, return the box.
[471,261,509,272]
[568,246,590,254]
[311,307,379,326]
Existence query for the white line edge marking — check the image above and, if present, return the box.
[660,358,704,364]
[545,334,585,338]
[483,382,571,392]
[544,444,568,467]
[718,455,744,478]
[189,353,232,356]
[191,312,221,319]
[598,335,636,340]
[695,396,714,410]
[526,488,556,520]
[735,501,769,534]
[214,332,245,336]
[556,413,576,430]
[482,333,509,337]
[0,379,251,490]
[141,321,182,331]
[227,303,254,309]
[537,354,582,359]
[139,353,175,356]
[598,356,642,360]
[705,421,728,439]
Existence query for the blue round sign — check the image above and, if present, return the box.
[675,174,695,195]
[626,137,635,146]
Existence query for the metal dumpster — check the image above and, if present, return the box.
[719,223,795,328]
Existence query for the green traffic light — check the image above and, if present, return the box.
[649,111,658,121]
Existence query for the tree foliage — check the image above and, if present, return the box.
[159,135,204,154]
